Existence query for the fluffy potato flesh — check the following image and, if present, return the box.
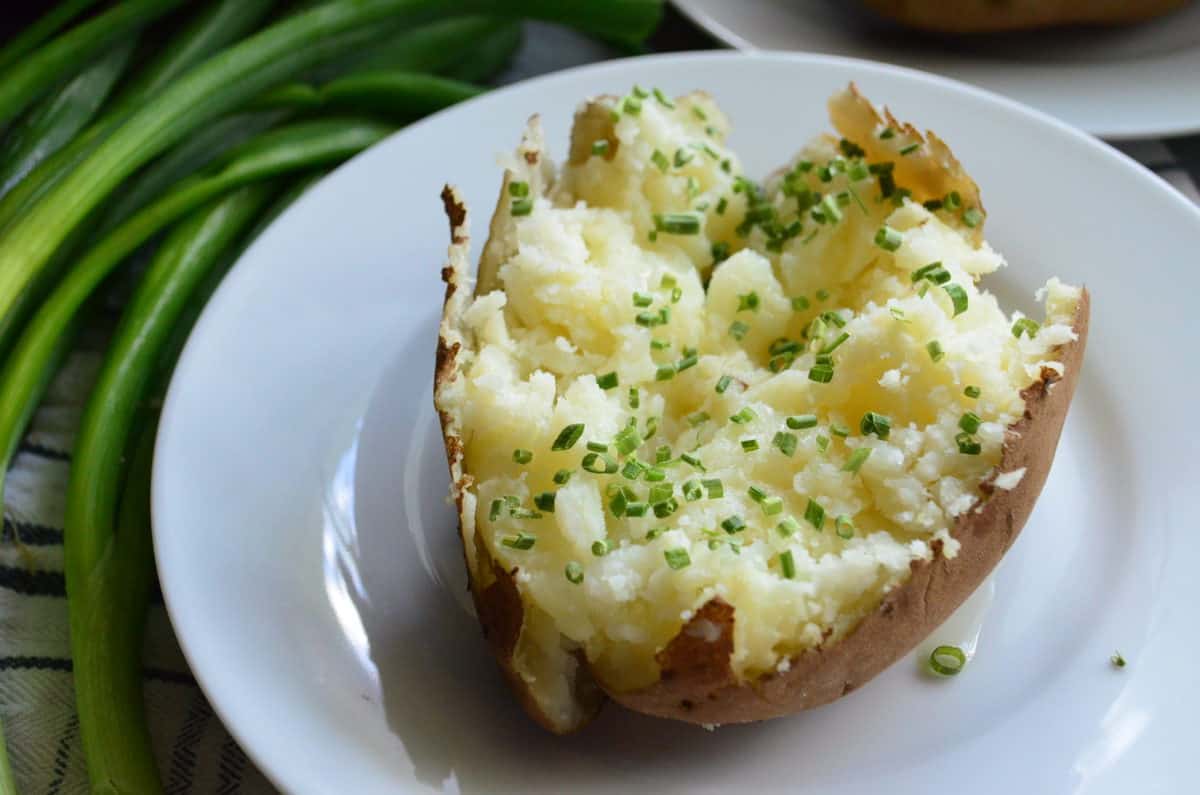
[435,86,1086,731]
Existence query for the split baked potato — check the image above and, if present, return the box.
[860,0,1190,33]
[434,85,1089,732]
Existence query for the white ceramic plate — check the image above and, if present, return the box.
[154,52,1199,794]
[673,0,1200,139]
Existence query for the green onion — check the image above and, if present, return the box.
[787,414,818,429]
[502,533,537,550]
[804,498,825,530]
[702,478,724,498]
[927,340,945,362]
[808,364,834,383]
[962,207,983,228]
[959,412,982,434]
[682,480,703,501]
[860,412,892,440]
[816,288,831,301]
[674,148,693,168]
[651,148,669,172]
[642,415,659,440]
[830,423,850,438]
[648,482,673,503]
[761,496,784,516]
[779,550,796,579]
[512,448,533,464]
[551,423,585,451]
[777,516,800,537]
[624,501,648,518]
[633,291,653,307]
[677,352,698,372]
[591,539,611,557]
[680,453,705,471]
[943,283,969,316]
[721,515,746,534]
[899,142,920,155]
[692,105,708,121]
[835,514,855,539]
[772,432,797,457]
[737,291,760,312]
[955,432,982,455]
[653,498,678,518]
[652,87,674,108]
[608,487,630,517]
[964,385,981,398]
[628,386,640,409]
[816,434,830,453]
[842,447,871,474]
[614,425,642,456]
[929,645,966,676]
[621,458,644,480]
[791,295,810,312]
[664,548,691,569]
[565,561,584,584]
[645,526,665,539]
[582,451,618,473]
[591,139,609,156]
[534,492,556,513]
[490,499,503,521]
[874,225,902,252]
[911,262,951,285]
[510,196,533,216]
[653,212,701,235]
[1012,317,1040,339]
[747,485,767,503]
[595,371,619,390]
[553,469,573,485]
[740,438,759,452]
[729,320,750,340]
[820,332,850,355]
[586,440,609,453]
[1111,651,1126,669]
[655,445,672,464]
[645,466,668,483]
[508,180,529,197]
[715,374,733,394]
[944,191,962,210]
[655,363,676,381]
[687,411,710,427]
[729,406,757,424]
[622,94,642,115]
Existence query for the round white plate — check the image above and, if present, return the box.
[673,0,1200,139]
[154,52,1199,794]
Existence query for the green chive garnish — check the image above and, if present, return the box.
[830,423,850,438]
[955,432,981,455]
[628,387,640,409]
[929,645,966,676]
[623,95,642,114]
[512,448,533,464]
[652,87,675,108]
[721,515,746,534]
[674,148,694,168]
[502,532,536,550]
[959,412,982,434]
[737,291,760,312]
[879,127,896,140]
[534,492,556,512]
[645,466,668,483]
[943,283,969,316]
[791,295,811,311]
[597,372,618,390]
[653,498,678,518]
[820,332,850,355]
[747,485,767,503]
[664,548,691,569]
[702,478,724,498]
[816,434,830,453]
[656,364,676,381]
[586,441,608,453]
[591,139,610,157]
[489,499,503,521]
[899,142,920,155]
[803,499,825,530]
[510,198,533,216]
[777,516,800,537]
[740,438,759,452]
[680,453,705,471]
[944,191,962,210]
[729,320,750,340]
[808,364,834,383]
[874,225,903,252]
[682,480,703,502]
[927,340,945,362]
[962,207,983,228]
[633,292,653,308]
[565,561,584,584]
[624,502,648,518]
[553,469,574,486]
[964,385,981,398]
[835,514,855,539]
[860,412,892,440]
[686,411,710,428]
[582,452,618,473]
[761,496,784,516]
[552,424,585,451]
[779,550,796,579]
[911,262,951,285]
[591,539,611,557]
[1012,317,1040,339]
[787,414,818,430]
[730,406,757,424]
[651,149,669,172]
[1111,651,1126,669]
[650,339,670,351]
[677,352,699,372]
[773,432,797,457]
[715,375,733,394]
[654,212,702,235]
[621,459,644,480]
[614,426,641,456]
[842,447,871,474]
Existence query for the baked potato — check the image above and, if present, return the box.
[860,0,1190,33]
[434,85,1089,732]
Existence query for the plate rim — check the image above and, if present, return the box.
[152,49,1200,794]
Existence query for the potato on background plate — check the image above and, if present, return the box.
[860,0,1191,33]
[434,85,1088,732]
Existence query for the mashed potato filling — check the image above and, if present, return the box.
[437,89,1080,713]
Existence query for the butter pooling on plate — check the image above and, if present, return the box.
[434,84,1088,732]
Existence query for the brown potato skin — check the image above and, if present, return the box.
[606,293,1089,724]
[861,0,1189,33]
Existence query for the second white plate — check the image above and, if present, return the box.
[674,0,1200,139]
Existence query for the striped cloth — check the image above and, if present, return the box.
[3,19,1200,794]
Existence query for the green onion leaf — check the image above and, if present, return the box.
[860,411,892,440]
[835,514,855,539]
[597,372,619,390]
[702,478,724,498]
[842,447,872,474]
[964,385,981,399]
[962,207,983,228]
[874,225,902,251]
[740,438,759,452]
[512,448,533,464]
[730,406,757,424]
[803,498,825,530]
[943,283,969,316]
[682,480,703,502]
[582,451,619,473]
[737,291,760,312]
[772,432,797,457]
[761,496,784,516]
[553,469,573,485]
[565,561,584,584]
[502,532,536,550]
[674,148,694,168]
[779,550,796,579]
[624,501,648,518]
[651,149,669,172]
[808,364,834,383]
[929,645,966,676]
[654,211,702,235]
[721,515,746,534]
[551,424,585,451]
[664,548,691,569]
[959,412,982,434]
[489,499,503,521]
[729,320,750,340]
[628,387,640,409]
[534,492,556,513]
[830,423,850,438]
[715,374,733,394]
[680,453,705,471]
[787,414,818,430]
[510,197,533,216]
[911,262,951,285]
[591,139,609,156]
[655,364,676,381]
[1012,317,1040,339]
[777,516,800,537]
[591,539,611,557]
[955,432,982,455]
[614,425,641,456]
[927,340,945,362]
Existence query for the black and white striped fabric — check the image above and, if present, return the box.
[3,18,1200,794]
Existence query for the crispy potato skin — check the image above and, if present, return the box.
[861,0,1189,33]
[606,293,1088,724]
[435,93,1091,730]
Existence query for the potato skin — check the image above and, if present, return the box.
[861,0,1189,33]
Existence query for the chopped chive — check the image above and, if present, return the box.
[624,501,648,518]
[860,412,892,440]
[502,532,537,550]
[962,207,983,228]
[552,424,585,451]
[692,105,708,121]
[747,485,767,503]
[835,514,855,539]
[671,286,684,303]
[687,411,710,427]
[650,339,671,351]
[648,482,674,504]
[714,196,730,216]
[633,291,653,308]
[740,438,759,452]
[674,148,694,168]
[729,320,750,340]
[879,127,896,140]
[614,426,642,456]
[842,447,872,474]
[959,412,982,434]
[655,364,676,381]
[721,515,746,534]
[591,139,610,157]
[777,516,800,537]
[645,526,665,540]
[787,415,818,430]
[582,451,618,473]
[621,459,644,480]
[874,225,903,252]
[803,499,825,530]
[512,449,533,464]
[628,386,640,410]
[651,149,669,172]
[632,85,649,99]
[737,291,760,312]
[819,193,842,223]
[591,539,611,557]
[791,296,810,312]
[680,452,705,471]
[779,550,796,579]
[899,142,920,155]
[944,191,962,210]
[715,374,733,394]
[772,432,798,457]
[955,432,982,455]
[677,352,699,372]
[508,181,530,198]
[623,95,642,114]
[927,340,945,362]
[534,492,556,513]
[682,480,703,501]
[652,498,678,518]
[816,288,831,302]
[1012,317,1040,339]
[943,283,969,316]
[702,478,724,498]
[964,385,981,398]
[652,87,675,108]
[565,561,584,584]
[923,198,944,211]
[510,198,533,216]
[489,499,503,521]
[597,372,619,390]
[608,488,630,517]
[664,548,691,569]
[654,212,702,235]
[642,416,659,440]
[890,306,908,322]
[648,229,658,243]
[808,364,834,383]
[762,496,784,516]
[655,445,672,464]
[848,161,870,182]
[644,467,668,483]
[1111,651,1126,669]
[929,645,967,676]
[711,241,731,265]
[911,262,951,285]
[635,311,661,327]
[820,332,850,355]
[830,423,850,438]
[586,441,609,453]
[730,406,757,424]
